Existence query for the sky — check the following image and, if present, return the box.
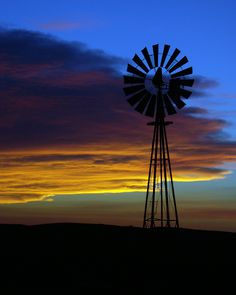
[0,0,235,231]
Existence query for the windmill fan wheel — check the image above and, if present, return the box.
[123,44,194,118]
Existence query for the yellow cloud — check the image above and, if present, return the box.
[0,143,232,204]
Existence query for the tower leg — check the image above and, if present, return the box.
[143,123,157,228]
[163,121,179,228]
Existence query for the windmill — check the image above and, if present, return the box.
[123,44,194,228]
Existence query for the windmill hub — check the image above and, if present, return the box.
[145,68,170,95]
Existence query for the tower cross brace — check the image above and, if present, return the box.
[143,115,179,228]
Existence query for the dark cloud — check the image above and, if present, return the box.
[175,166,229,176]
[0,28,127,149]
[0,27,124,72]
[0,192,46,203]
[0,154,140,166]
[193,75,219,89]
[191,75,219,97]
[181,107,208,115]
[11,154,96,163]
[9,183,60,189]
[0,27,224,151]
[94,155,140,164]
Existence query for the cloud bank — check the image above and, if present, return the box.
[0,28,235,203]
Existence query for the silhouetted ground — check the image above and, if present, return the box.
[0,223,235,293]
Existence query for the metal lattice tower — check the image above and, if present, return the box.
[123,44,194,228]
[143,117,178,228]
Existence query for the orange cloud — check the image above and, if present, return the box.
[0,136,234,204]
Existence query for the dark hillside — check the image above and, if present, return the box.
[0,223,235,292]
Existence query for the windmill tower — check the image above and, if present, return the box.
[123,44,194,228]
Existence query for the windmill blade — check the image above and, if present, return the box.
[169,79,192,99]
[127,89,147,106]
[178,78,194,87]
[152,44,159,67]
[160,44,170,67]
[145,95,156,117]
[171,67,193,78]
[165,48,180,70]
[123,75,145,84]
[169,78,180,93]
[168,56,188,73]
[168,92,186,109]
[127,64,146,78]
[123,84,145,96]
[179,88,192,98]
[163,94,177,115]
[135,93,152,114]
[169,79,194,97]
[141,47,153,69]
[132,54,149,73]
[170,78,194,87]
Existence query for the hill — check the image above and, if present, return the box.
[0,223,235,292]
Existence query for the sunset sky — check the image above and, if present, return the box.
[0,0,235,231]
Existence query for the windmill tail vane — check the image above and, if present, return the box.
[123,44,194,228]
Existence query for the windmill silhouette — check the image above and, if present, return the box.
[123,44,194,228]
